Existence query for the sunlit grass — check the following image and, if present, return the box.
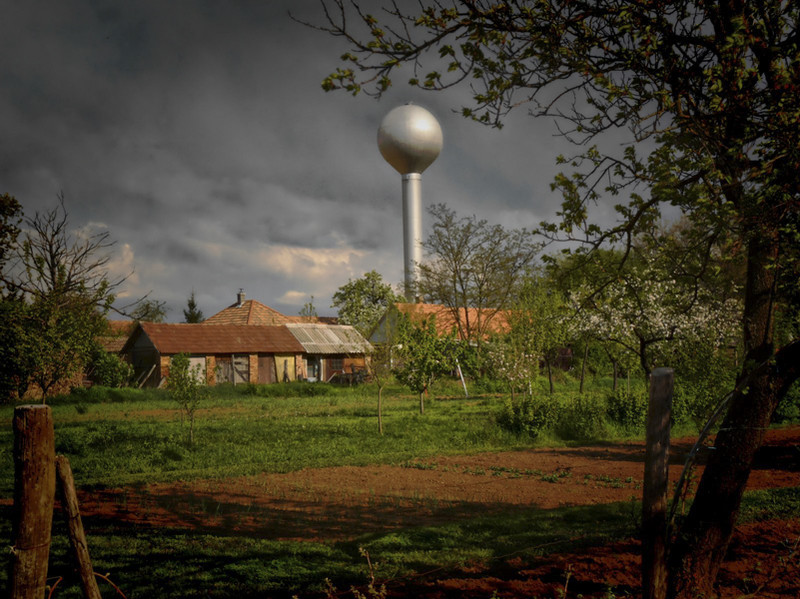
[0,376,760,493]
[0,383,533,493]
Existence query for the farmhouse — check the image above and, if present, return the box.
[121,321,371,387]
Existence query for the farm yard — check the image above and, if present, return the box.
[2,382,798,598]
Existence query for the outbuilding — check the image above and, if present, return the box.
[121,323,305,387]
[121,321,371,387]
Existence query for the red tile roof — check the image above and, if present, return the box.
[107,320,136,335]
[205,299,339,326]
[393,302,511,339]
[204,300,295,326]
[98,320,137,352]
[128,323,304,355]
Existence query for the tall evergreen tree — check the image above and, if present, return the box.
[183,290,204,323]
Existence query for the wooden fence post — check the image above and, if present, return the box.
[642,367,674,599]
[11,405,56,599]
[56,456,103,599]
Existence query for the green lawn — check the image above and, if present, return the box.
[1,382,538,493]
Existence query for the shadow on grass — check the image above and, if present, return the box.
[1,486,797,598]
[0,496,640,599]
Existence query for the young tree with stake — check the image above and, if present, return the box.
[168,353,205,445]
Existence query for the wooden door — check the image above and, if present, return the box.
[258,355,276,384]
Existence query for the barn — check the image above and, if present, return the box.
[121,321,371,387]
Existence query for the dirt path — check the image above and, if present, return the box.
[75,426,800,540]
[72,425,800,598]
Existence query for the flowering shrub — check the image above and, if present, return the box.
[485,341,539,399]
[569,265,741,377]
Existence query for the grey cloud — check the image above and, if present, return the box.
[1,0,582,319]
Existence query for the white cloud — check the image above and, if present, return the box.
[258,245,365,280]
[105,243,138,299]
[278,290,311,305]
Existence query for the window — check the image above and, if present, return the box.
[330,357,344,371]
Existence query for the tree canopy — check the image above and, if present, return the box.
[312,2,800,596]
[331,270,402,335]
[0,196,124,399]
[299,295,318,319]
[0,193,22,281]
[392,312,459,414]
[418,203,539,347]
[130,298,168,323]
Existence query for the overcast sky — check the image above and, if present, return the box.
[1,1,582,320]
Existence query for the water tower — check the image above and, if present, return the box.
[378,104,443,302]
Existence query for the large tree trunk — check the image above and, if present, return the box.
[667,232,799,597]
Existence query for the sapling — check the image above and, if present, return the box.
[167,353,205,445]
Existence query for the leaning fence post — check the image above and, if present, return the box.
[56,456,103,599]
[10,405,56,599]
[642,367,674,599]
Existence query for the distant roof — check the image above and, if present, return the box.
[98,320,136,353]
[205,299,339,326]
[204,300,295,326]
[108,320,136,335]
[369,303,511,344]
[124,323,304,355]
[393,303,511,338]
[285,323,371,355]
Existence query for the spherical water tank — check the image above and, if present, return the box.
[377,104,443,174]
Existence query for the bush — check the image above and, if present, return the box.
[53,385,160,405]
[606,387,648,431]
[671,376,735,426]
[556,392,608,440]
[773,379,800,424]
[496,395,560,439]
[89,346,133,387]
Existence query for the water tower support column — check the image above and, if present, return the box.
[402,173,423,301]
[377,103,442,303]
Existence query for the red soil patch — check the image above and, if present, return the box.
[71,426,800,597]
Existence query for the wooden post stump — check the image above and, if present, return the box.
[10,405,56,599]
[642,368,674,599]
[56,456,103,599]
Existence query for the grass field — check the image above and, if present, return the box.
[1,381,542,493]
[1,380,797,598]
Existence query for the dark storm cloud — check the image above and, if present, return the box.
[1,0,569,319]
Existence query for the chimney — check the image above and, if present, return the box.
[237,289,245,307]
